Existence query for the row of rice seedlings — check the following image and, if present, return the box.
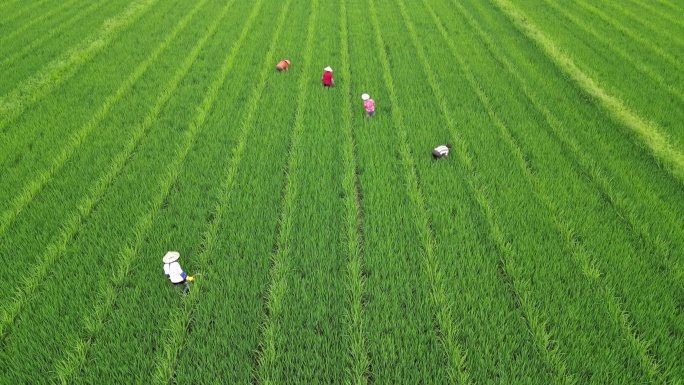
[0,0,81,47]
[502,0,684,163]
[590,0,684,49]
[480,0,684,283]
[365,0,470,383]
[151,0,297,382]
[422,0,660,382]
[0,3,226,381]
[68,2,279,382]
[571,0,683,73]
[495,0,684,186]
[0,0,162,131]
[449,2,668,381]
[172,2,310,383]
[455,0,684,282]
[380,0,557,381]
[50,0,243,381]
[0,0,209,248]
[258,1,357,382]
[252,0,340,382]
[338,0,371,382]
[346,0,451,382]
[0,0,205,301]
[0,0,112,69]
[0,0,61,30]
[534,0,684,107]
[461,0,684,378]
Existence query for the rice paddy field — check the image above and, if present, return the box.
[1,0,683,383]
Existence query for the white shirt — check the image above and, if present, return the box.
[164,262,186,283]
[434,145,449,156]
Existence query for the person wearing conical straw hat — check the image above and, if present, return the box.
[276,59,290,72]
[432,144,452,159]
[162,251,194,289]
[322,66,334,88]
[361,93,375,116]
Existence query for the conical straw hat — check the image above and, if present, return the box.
[324,66,333,72]
[163,251,180,263]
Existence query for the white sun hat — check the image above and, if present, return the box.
[324,66,333,72]
[361,93,370,100]
[163,251,180,263]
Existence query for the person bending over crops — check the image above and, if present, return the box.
[276,59,290,72]
[362,93,375,116]
[163,251,194,292]
[432,144,451,159]
[322,66,334,88]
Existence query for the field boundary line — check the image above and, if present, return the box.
[462,0,684,290]
[148,0,300,383]
[441,0,668,380]
[369,0,470,383]
[537,0,683,105]
[51,1,244,380]
[490,0,684,188]
[252,1,317,383]
[0,0,214,346]
[340,0,370,382]
[0,0,161,132]
[0,0,80,46]
[0,0,207,242]
[572,0,683,73]
[417,0,576,382]
[1,0,110,69]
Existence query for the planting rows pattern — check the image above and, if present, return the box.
[1,0,683,383]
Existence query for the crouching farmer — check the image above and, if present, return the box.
[432,144,452,159]
[163,251,193,292]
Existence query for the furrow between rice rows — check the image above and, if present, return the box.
[573,0,683,73]
[490,0,684,188]
[419,0,573,382]
[0,0,213,344]
[253,1,317,383]
[340,0,370,382]
[0,0,80,46]
[0,0,161,132]
[148,0,290,382]
[369,0,469,382]
[0,0,207,242]
[49,0,236,381]
[537,0,683,106]
[443,1,666,379]
[0,0,110,69]
[461,0,684,292]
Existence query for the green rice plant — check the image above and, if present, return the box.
[0,0,112,69]
[339,0,371,382]
[0,0,210,242]
[0,0,161,132]
[492,0,684,187]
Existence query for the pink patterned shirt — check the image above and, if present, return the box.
[364,99,375,112]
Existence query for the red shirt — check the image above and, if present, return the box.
[322,71,333,85]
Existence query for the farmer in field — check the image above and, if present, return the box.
[432,144,451,159]
[163,251,194,292]
[276,59,290,72]
[362,93,375,116]
[322,66,334,88]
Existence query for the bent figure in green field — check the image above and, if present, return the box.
[163,251,194,293]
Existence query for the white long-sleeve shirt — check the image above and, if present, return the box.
[163,262,187,283]
[434,145,449,157]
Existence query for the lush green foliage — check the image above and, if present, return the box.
[1,0,682,383]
